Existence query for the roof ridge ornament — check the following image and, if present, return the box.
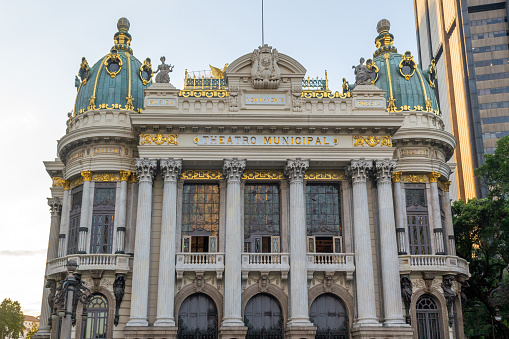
[250,45,281,89]
[373,19,397,58]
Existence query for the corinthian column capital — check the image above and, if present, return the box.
[428,171,441,183]
[135,158,157,183]
[375,159,397,184]
[119,170,131,181]
[47,197,62,216]
[223,158,246,183]
[81,170,93,181]
[347,159,373,184]
[161,158,182,182]
[284,158,309,182]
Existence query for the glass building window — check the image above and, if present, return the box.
[406,184,431,255]
[67,185,83,255]
[244,184,280,253]
[472,44,509,54]
[306,184,342,253]
[472,30,509,40]
[476,72,509,81]
[82,294,108,339]
[474,58,509,68]
[470,16,507,26]
[90,183,116,254]
[416,294,442,339]
[478,86,509,96]
[182,184,220,252]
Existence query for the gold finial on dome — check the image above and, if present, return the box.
[377,19,391,34]
[117,17,130,32]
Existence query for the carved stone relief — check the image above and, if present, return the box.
[250,45,281,89]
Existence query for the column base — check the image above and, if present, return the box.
[154,318,176,327]
[285,325,317,339]
[383,318,410,327]
[219,325,247,339]
[353,318,382,328]
[126,318,149,327]
[32,332,50,339]
[351,326,413,339]
[124,326,178,339]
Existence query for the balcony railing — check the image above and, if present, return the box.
[176,252,225,289]
[46,254,130,276]
[241,253,290,269]
[399,255,470,276]
[306,253,356,283]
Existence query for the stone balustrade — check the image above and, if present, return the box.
[399,255,470,276]
[306,253,355,276]
[46,254,130,276]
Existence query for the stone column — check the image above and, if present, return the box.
[347,159,379,327]
[155,158,182,328]
[428,172,445,255]
[47,198,62,261]
[285,159,316,338]
[78,170,93,254]
[220,158,248,338]
[375,160,407,326]
[127,158,157,327]
[392,172,408,255]
[115,170,130,254]
[58,181,71,257]
[443,181,456,255]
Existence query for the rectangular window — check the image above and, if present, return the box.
[244,184,280,253]
[67,185,83,255]
[406,184,431,255]
[90,183,116,254]
[182,184,220,252]
[305,184,342,253]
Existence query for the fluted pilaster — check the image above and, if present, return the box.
[428,172,445,255]
[115,171,130,254]
[78,170,93,254]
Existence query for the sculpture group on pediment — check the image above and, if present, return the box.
[154,56,174,83]
[352,57,375,85]
[251,45,281,89]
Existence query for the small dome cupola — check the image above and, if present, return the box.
[73,18,152,116]
[374,19,398,57]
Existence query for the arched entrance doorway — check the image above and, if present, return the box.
[310,294,349,339]
[244,293,284,339]
[416,294,442,339]
[177,293,218,339]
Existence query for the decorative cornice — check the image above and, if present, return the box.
[161,158,182,182]
[392,171,402,183]
[346,159,373,184]
[304,169,344,181]
[139,134,178,146]
[242,169,284,180]
[284,158,309,183]
[375,159,397,183]
[223,158,246,183]
[354,135,392,147]
[428,171,441,183]
[180,169,224,180]
[119,170,131,181]
[47,197,62,216]
[135,158,157,183]
[443,181,451,192]
[81,170,93,182]
[70,177,84,188]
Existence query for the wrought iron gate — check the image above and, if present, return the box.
[177,293,218,339]
[244,294,284,339]
[310,294,350,339]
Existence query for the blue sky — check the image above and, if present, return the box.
[0,0,418,316]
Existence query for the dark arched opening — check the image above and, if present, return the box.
[416,294,442,339]
[177,293,218,339]
[244,293,284,339]
[310,293,349,339]
[81,294,108,339]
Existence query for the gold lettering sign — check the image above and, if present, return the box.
[244,94,286,105]
[304,170,344,180]
[194,135,338,147]
[354,99,384,108]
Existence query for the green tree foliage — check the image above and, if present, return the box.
[26,323,38,339]
[453,136,509,338]
[0,298,24,339]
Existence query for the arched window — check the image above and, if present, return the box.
[82,294,108,339]
[416,294,442,339]
[244,293,283,338]
[310,293,349,339]
[178,293,218,339]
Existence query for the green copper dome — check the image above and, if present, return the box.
[358,19,440,115]
[73,18,152,115]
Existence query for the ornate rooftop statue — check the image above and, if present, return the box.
[210,64,229,79]
[78,57,90,85]
[251,45,281,89]
[154,56,174,83]
[352,57,374,85]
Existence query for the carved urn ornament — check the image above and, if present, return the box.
[250,45,281,89]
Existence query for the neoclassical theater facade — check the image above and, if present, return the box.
[36,18,470,339]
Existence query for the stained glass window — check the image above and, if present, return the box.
[90,183,116,254]
[182,184,220,235]
[67,185,83,255]
[406,184,431,255]
[306,184,341,236]
[82,294,108,339]
[244,184,280,237]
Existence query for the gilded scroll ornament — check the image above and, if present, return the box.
[428,171,441,183]
[119,170,131,181]
[81,170,93,181]
[104,49,123,78]
[70,177,84,188]
[93,173,120,182]
[403,174,427,183]
[52,177,64,187]
[304,170,344,180]
[180,170,224,180]
[242,170,284,180]
[139,134,178,146]
[392,171,402,183]
[353,135,392,147]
